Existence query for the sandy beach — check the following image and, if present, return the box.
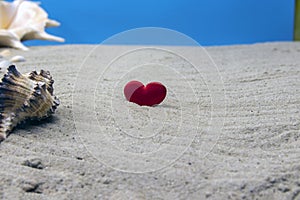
[0,42,299,199]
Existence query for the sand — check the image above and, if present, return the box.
[0,42,299,199]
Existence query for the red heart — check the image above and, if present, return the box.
[124,81,167,106]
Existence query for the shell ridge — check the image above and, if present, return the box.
[0,65,59,141]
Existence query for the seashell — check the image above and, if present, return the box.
[0,50,26,63]
[0,65,60,141]
[0,52,12,68]
[10,55,26,63]
[0,0,64,50]
[0,49,11,58]
[0,59,11,69]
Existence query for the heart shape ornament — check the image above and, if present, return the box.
[124,81,167,106]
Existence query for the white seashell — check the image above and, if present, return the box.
[0,0,64,50]
[10,55,26,63]
[0,49,11,58]
[0,60,11,69]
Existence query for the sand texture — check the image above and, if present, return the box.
[0,42,299,199]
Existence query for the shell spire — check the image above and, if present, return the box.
[0,65,59,141]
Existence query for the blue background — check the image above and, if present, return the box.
[24,0,295,46]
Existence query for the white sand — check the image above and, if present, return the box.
[0,42,299,199]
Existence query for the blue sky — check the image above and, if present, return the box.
[24,0,295,46]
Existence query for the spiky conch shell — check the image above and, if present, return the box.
[0,65,59,141]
